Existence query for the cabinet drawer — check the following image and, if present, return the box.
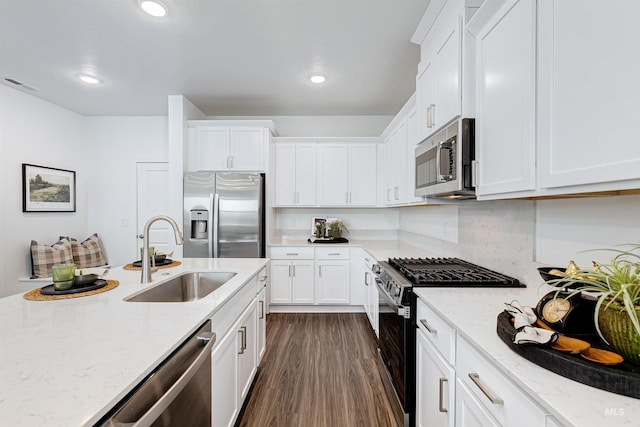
[269,246,314,260]
[456,336,548,426]
[416,297,455,364]
[315,247,350,259]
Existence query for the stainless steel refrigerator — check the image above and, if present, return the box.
[184,172,265,258]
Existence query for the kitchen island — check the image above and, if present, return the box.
[0,258,268,427]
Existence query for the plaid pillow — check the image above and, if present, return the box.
[66,233,107,268]
[30,238,74,278]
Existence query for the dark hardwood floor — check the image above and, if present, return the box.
[237,313,402,427]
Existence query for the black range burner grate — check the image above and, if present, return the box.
[388,257,523,287]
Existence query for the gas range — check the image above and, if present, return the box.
[375,257,523,305]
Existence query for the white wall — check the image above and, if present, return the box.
[85,116,169,267]
[0,86,88,296]
[397,195,640,287]
[273,208,399,242]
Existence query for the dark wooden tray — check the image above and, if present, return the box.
[496,311,640,399]
[132,258,173,267]
[40,279,107,296]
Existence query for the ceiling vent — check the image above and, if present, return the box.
[3,77,38,91]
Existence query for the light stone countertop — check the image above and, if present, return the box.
[0,258,268,427]
[413,287,640,427]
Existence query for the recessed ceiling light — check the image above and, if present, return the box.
[78,74,101,85]
[140,0,167,17]
[310,75,326,84]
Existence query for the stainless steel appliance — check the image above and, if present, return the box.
[373,257,523,427]
[184,172,265,258]
[97,320,215,426]
[415,118,475,199]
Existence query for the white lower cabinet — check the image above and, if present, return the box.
[455,336,548,427]
[210,269,264,427]
[315,260,350,304]
[237,303,257,405]
[415,296,550,427]
[416,327,455,427]
[269,246,353,307]
[455,379,500,427]
[256,286,266,361]
[269,260,315,304]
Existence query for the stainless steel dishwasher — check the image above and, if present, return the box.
[96,320,215,427]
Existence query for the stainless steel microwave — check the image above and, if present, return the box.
[414,118,476,199]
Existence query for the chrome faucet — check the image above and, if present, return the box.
[140,215,184,283]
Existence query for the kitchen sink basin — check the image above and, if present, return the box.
[124,271,237,302]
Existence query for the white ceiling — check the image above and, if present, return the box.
[0,0,430,117]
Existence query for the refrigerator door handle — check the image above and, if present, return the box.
[207,193,214,258]
[212,193,220,258]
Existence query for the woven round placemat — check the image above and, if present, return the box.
[122,260,182,271]
[23,280,120,301]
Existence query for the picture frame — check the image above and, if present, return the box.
[311,217,326,236]
[22,164,76,212]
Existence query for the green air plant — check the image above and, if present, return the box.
[548,244,640,343]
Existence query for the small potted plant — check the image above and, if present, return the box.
[547,244,640,364]
[327,219,347,239]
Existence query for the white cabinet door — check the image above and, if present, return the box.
[537,0,640,190]
[317,144,349,206]
[256,287,266,362]
[237,302,257,404]
[269,260,292,304]
[416,328,455,427]
[211,319,239,427]
[473,0,536,197]
[416,59,436,142]
[273,144,296,206]
[191,127,230,171]
[230,127,264,171]
[390,122,408,205]
[291,261,315,304]
[348,144,377,206]
[434,14,462,130]
[295,144,317,206]
[416,0,463,141]
[455,380,500,427]
[315,261,350,304]
[273,143,316,206]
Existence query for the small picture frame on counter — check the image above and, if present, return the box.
[312,217,326,237]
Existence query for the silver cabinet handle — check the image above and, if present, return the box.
[429,104,436,128]
[260,275,268,282]
[468,373,503,405]
[238,326,247,354]
[364,272,369,286]
[386,188,391,202]
[318,265,322,277]
[259,300,264,319]
[292,264,296,276]
[288,265,292,277]
[439,378,448,413]
[328,252,340,256]
[394,186,399,200]
[230,156,234,168]
[420,319,437,334]
[426,106,431,128]
[286,253,299,256]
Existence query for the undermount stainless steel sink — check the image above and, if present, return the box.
[124,271,237,302]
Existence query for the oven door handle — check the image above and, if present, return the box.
[376,280,408,317]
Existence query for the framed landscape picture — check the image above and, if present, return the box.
[22,164,76,212]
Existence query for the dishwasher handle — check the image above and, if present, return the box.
[131,331,216,427]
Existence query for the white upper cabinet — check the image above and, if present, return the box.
[273,143,316,206]
[414,0,467,141]
[187,121,274,172]
[317,142,377,207]
[537,0,640,192]
[468,0,536,197]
